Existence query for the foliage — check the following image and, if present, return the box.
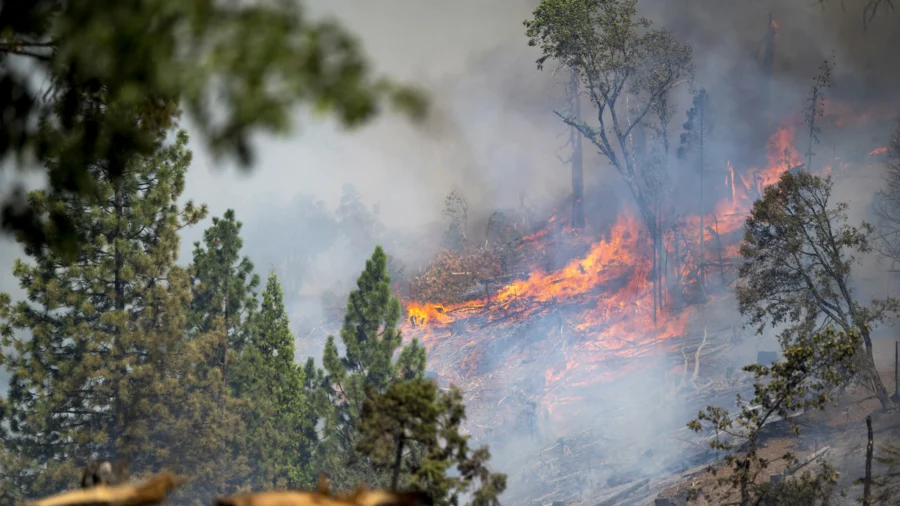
[230,271,318,490]
[677,88,713,162]
[442,188,469,251]
[485,211,522,247]
[410,248,507,305]
[869,441,900,504]
[358,380,507,506]
[751,464,839,505]
[873,118,900,265]
[318,246,427,489]
[524,0,694,235]
[817,0,895,28]
[737,170,896,409]
[0,128,246,503]
[687,326,858,506]
[802,58,833,171]
[0,0,427,258]
[190,209,260,379]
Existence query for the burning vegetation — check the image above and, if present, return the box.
[2,1,900,506]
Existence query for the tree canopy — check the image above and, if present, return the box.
[0,1,427,258]
[524,0,694,236]
[737,171,896,409]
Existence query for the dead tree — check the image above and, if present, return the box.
[864,415,873,506]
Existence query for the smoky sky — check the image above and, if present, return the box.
[1,0,898,322]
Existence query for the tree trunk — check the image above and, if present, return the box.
[861,327,894,410]
[391,431,406,490]
[570,72,585,229]
[653,229,658,326]
[112,177,129,460]
[699,105,705,291]
[863,415,873,506]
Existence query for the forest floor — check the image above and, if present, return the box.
[487,333,900,506]
[647,339,900,506]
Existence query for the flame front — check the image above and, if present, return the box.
[401,120,810,426]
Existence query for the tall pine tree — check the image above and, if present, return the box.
[190,209,260,384]
[0,128,246,502]
[318,246,427,489]
[230,271,318,489]
[357,379,507,505]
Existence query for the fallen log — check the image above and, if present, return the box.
[23,474,184,506]
[594,478,650,506]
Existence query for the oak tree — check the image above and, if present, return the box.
[524,0,694,238]
[738,171,896,409]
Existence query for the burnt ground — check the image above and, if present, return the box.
[648,339,900,506]
[479,332,900,506]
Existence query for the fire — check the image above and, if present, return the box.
[870,146,888,156]
[401,119,811,426]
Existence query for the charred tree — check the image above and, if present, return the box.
[863,415,873,506]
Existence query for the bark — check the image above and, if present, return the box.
[863,415,873,506]
[860,327,893,410]
[391,431,406,490]
[697,96,706,291]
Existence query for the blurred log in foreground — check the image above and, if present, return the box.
[22,474,184,506]
[216,486,433,506]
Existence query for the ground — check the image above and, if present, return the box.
[653,338,900,506]
[483,336,900,505]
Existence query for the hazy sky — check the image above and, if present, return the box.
[1,0,898,292]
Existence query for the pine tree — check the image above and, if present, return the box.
[678,88,714,292]
[0,127,247,501]
[230,271,318,489]
[318,246,427,489]
[357,380,507,505]
[190,209,260,383]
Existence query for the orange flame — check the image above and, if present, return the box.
[870,146,888,156]
[402,120,810,423]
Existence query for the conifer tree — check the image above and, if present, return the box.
[318,246,427,488]
[0,128,246,501]
[358,379,507,505]
[230,271,318,489]
[678,88,714,290]
[190,209,260,382]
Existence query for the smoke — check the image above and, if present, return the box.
[178,0,900,494]
[1,0,899,496]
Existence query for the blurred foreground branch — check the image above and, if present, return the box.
[22,474,184,506]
